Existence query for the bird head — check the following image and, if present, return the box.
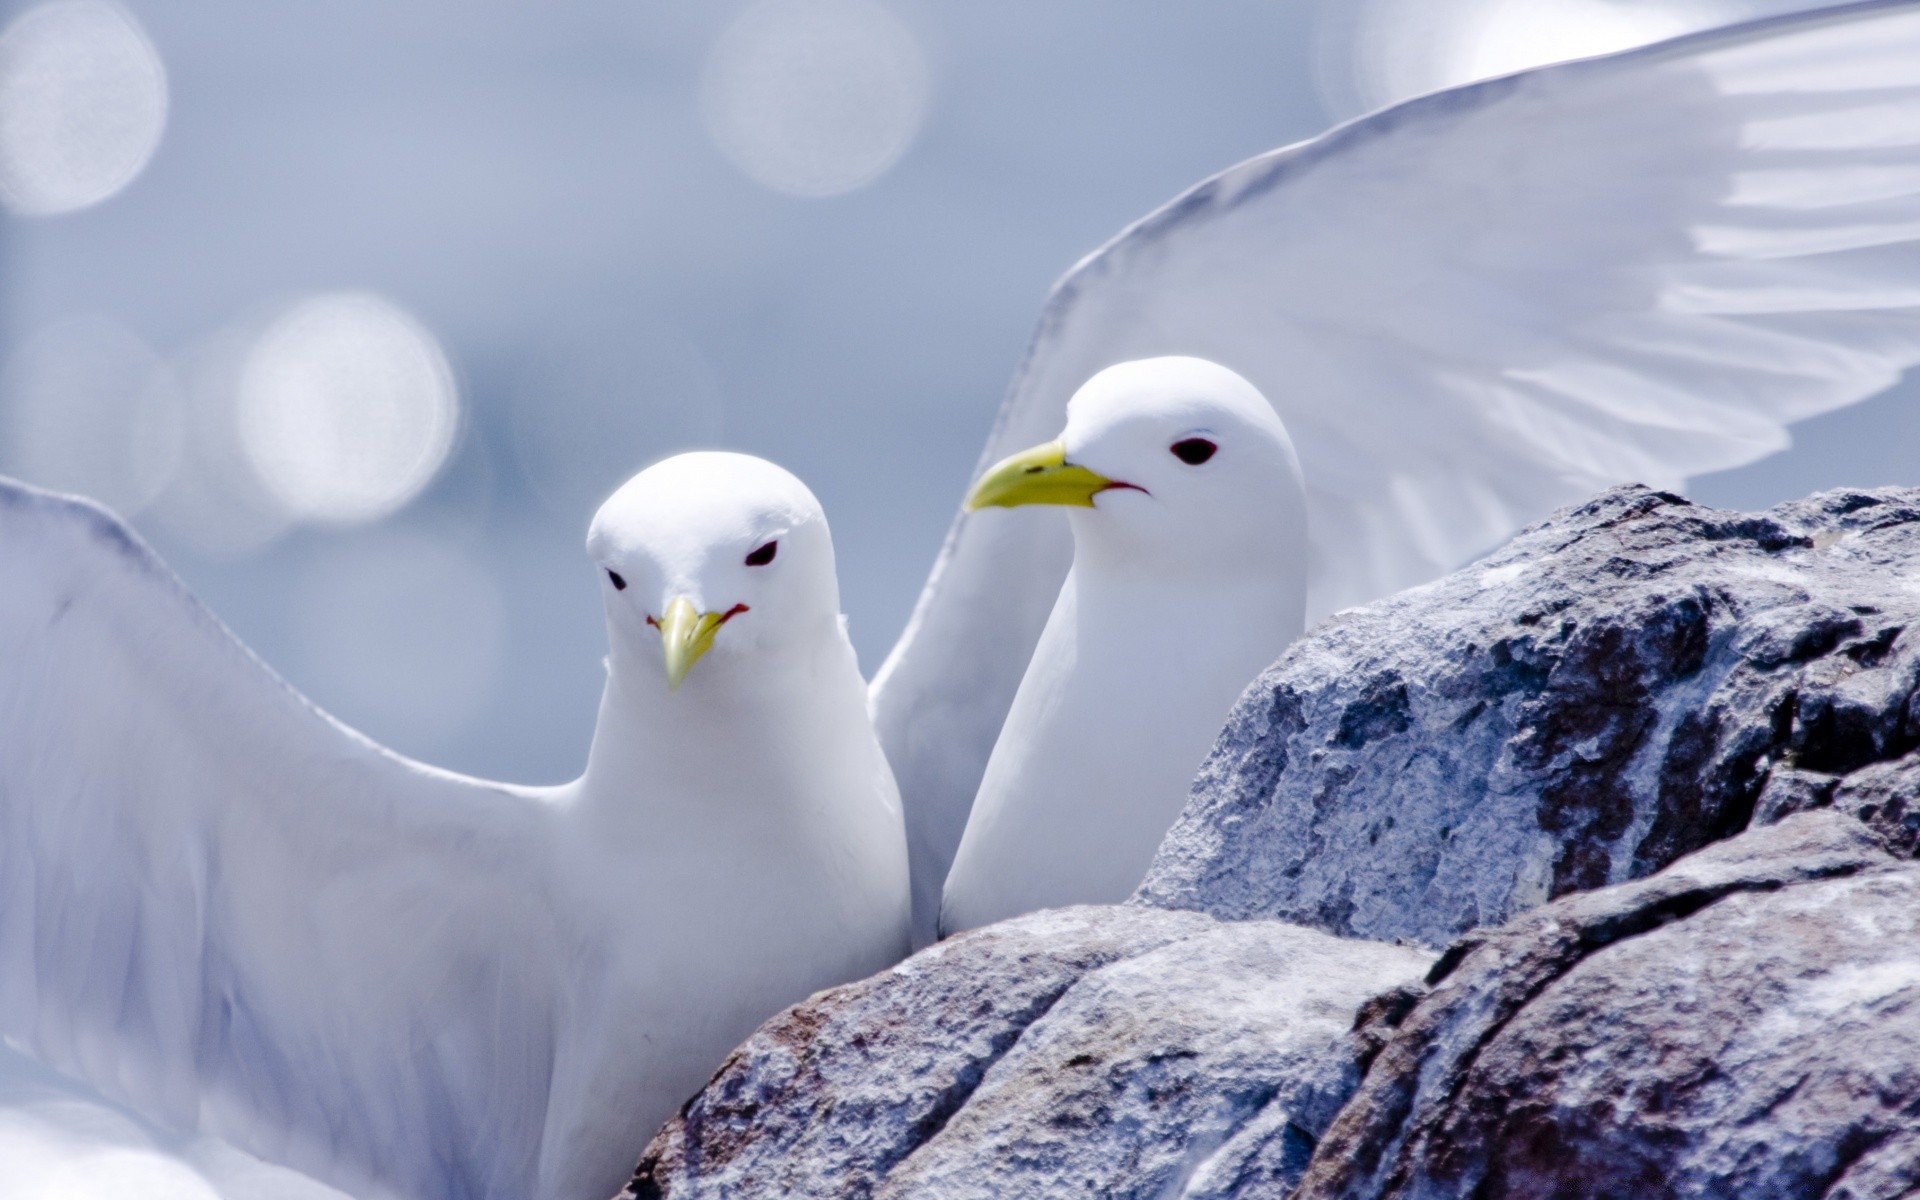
[588,451,841,692]
[964,356,1307,579]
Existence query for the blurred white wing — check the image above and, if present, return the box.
[873,0,1920,939]
[0,479,564,1200]
[0,1041,350,1199]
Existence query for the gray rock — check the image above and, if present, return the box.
[617,487,1920,1200]
[1832,753,1920,860]
[1140,485,1920,948]
[621,907,1430,1200]
[1294,810,1920,1200]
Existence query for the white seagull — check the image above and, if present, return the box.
[939,358,1308,933]
[0,451,911,1200]
[872,0,1920,943]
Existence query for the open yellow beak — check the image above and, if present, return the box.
[962,440,1118,512]
[656,595,729,691]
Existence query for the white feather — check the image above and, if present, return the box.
[0,456,910,1200]
[873,0,1920,943]
[0,1040,349,1199]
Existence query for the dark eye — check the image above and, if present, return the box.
[1170,438,1217,465]
[744,540,778,567]
[606,569,626,591]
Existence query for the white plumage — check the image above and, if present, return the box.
[874,0,1920,944]
[0,1041,348,1199]
[9,0,1920,1186]
[939,358,1308,935]
[0,452,911,1200]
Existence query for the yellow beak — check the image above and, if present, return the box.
[656,595,729,691]
[962,439,1118,512]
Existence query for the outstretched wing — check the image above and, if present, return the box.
[0,1041,352,1198]
[873,0,1920,940]
[0,479,563,1200]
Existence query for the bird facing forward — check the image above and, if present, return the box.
[0,451,911,1200]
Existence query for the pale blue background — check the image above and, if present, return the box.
[3,0,1914,783]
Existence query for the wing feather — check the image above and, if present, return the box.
[873,0,1920,942]
[0,478,562,1199]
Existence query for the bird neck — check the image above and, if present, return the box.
[572,619,865,836]
[1074,560,1301,643]
[1056,531,1309,699]
[1073,534,1303,610]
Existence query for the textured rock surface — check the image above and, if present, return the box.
[1140,485,1920,947]
[616,487,1920,1200]
[1295,811,1920,1200]
[622,907,1430,1200]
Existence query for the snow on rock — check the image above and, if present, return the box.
[1140,485,1920,947]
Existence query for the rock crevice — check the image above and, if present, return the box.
[622,487,1920,1200]
[1140,486,1920,947]
[623,909,1430,1200]
[1296,812,1920,1200]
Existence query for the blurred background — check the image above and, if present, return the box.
[2,0,1914,784]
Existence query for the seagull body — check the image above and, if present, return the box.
[874,0,1920,943]
[0,452,910,1200]
[940,359,1305,934]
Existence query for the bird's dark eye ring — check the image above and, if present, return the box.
[1170,438,1217,465]
[745,540,778,567]
[606,570,627,591]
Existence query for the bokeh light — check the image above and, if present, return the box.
[510,312,724,520]
[1453,0,1689,88]
[235,292,459,525]
[145,324,297,559]
[289,530,508,752]
[0,0,167,217]
[1324,0,1696,115]
[0,315,182,516]
[702,0,930,198]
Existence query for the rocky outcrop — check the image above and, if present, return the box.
[1294,810,1920,1200]
[628,810,1920,1200]
[617,487,1920,1200]
[1140,486,1920,948]
[622,907,1430,1200]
